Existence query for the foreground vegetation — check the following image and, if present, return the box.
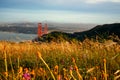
[0,39,120,80]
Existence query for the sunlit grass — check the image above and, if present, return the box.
[0,39,120,80]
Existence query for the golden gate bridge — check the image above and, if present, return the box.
[37,23,48,37]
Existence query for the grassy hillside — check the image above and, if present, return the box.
[74,23,120,41]
[0,39,120,80]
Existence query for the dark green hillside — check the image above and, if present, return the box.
[33,31,78,42]
[33,23,120,42]
[74,23,120,42]
[75,23,120,37]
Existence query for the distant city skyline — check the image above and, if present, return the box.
[0,0,120,24]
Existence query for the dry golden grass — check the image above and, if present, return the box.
[0,39,120,80]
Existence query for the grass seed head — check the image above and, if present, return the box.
[57,75,62,80]
[103,59,106,63]
[4,71,8,77]
[72,57,76,63]
[86,67,95,73]
[18,67,23,74]
[93,77,96,80]
[37,51,41,58]
[31,69,35,78]
[54,65,59,75]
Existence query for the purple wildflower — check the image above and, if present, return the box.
[22,73,31,80]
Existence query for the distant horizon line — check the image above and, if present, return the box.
[0,21,119,25]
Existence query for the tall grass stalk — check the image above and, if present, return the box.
[9,54,15,80]
[37,51,56,80]
[4,47,8,79]
[103,59,107,80]
[72,57,83,80]
[17,56,20,69]
[114,70,120,80]
[69,70,76,80]
[114,75,120,80]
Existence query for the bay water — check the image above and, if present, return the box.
[0,31,36,42]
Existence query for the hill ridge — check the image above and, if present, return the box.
[33,23,120,42]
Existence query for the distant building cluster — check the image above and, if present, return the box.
[38,23,48,37]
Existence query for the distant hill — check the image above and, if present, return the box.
[33,23,120,42]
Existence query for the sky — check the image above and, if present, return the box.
[0,0,120,24]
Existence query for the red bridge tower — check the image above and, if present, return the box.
[44,23,48,34]
[37,23,48,37]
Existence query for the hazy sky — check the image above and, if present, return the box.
[0,0,120,24]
